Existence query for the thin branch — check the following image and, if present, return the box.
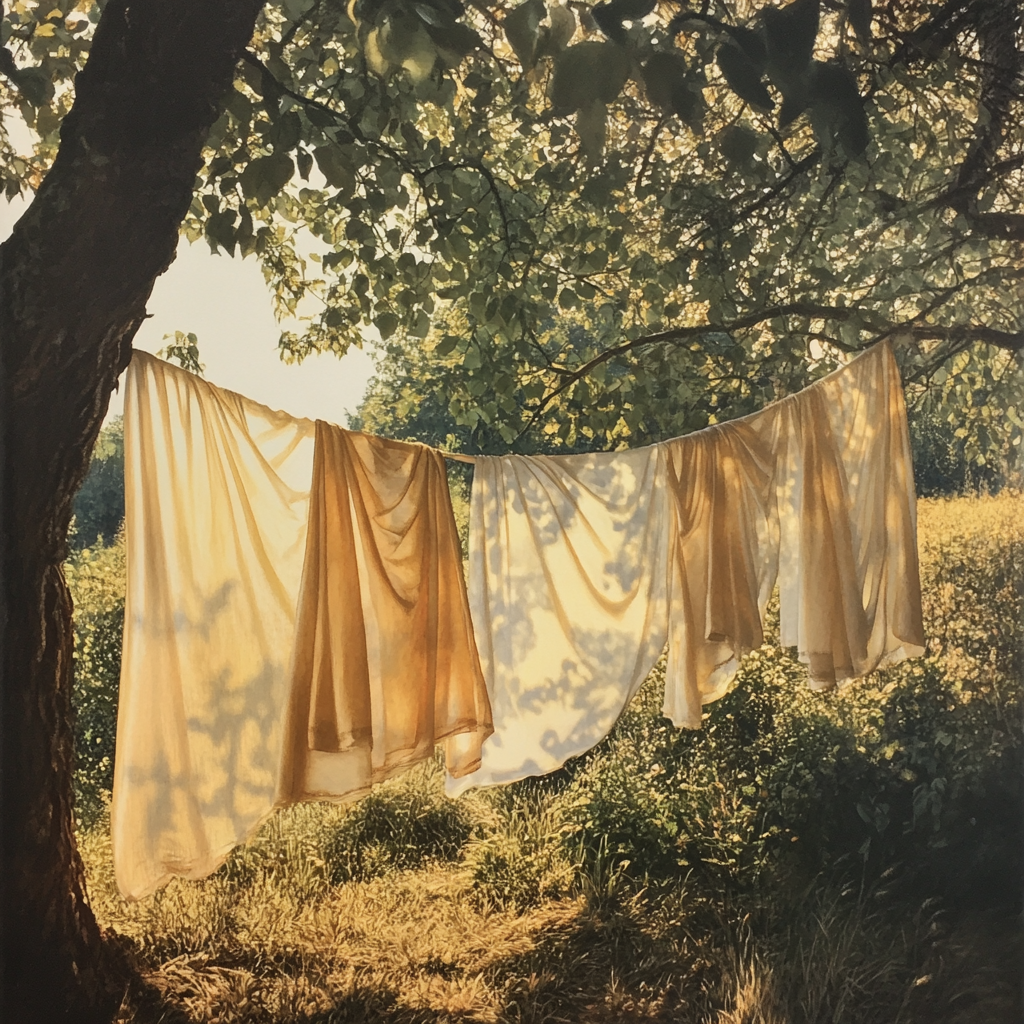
[514,302,1024,442]
[634,114,669,197]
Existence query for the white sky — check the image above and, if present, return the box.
[1,193,375,426]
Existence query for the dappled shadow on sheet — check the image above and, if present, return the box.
[112,572,297,899]
[115,350,315,899]
[450,445,673,793]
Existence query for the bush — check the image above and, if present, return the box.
[322,758,480,883]
[465,789,576,910]
[71,416,125,549]
[66,532,125,827]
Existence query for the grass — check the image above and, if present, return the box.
[75,492,1023,1022]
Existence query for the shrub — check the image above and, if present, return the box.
[465,789,576,910]
[322,758,480,883]
[71,416,125,550]
[66,532,125,827]
[563,492,1023,907]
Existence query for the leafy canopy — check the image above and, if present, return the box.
[2,0,1021,457]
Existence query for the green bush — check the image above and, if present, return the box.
[322,759,479,883]
[71,416,125,550]
[465,790,576,910]
[66,533,125,827]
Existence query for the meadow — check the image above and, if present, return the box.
[68,492,1023,1023]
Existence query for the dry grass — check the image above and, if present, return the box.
[77,494,1024,1023]
[82,798,1022,1024]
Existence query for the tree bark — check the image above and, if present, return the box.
[0,2,262,1020]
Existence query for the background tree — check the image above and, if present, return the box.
[1,0,1021,1020]
[70,416,124,550]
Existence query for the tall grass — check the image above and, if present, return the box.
[72,492,1022,1023]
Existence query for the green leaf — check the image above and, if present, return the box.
[847,0,871,46]
[240,152,295,206]
[778,93,808,128]
[376,8,438,82]
[12,66,54,107]
[409,309,431,338]
[374,311,400,340]
[576,99,607,164]
[283,0,315,20]
[205,209,238,255]
[808,61,869,155]
[715,124,759,165]
[314,146,356,196]
[762,0,819,78]
[550,41,631,114]
[270,110,303,152]
[423,19,483,67]
[592,0,656,44]
[158,332,204,375]
[643,50,704,128]
[716,42,772,113]
[504,0,546,69]
[546,3,576,54]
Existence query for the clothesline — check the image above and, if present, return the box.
[421,343,884,465]
[111,340,925,900]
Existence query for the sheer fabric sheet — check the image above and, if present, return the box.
[447,446,672,796]
[278,422,492,803]
[114,356,491,899]
[771,340,925,687]
[113,353,315,900]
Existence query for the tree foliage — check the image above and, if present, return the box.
[65,532,125,829]
[70,416,125,550]
[3,0,1021,457]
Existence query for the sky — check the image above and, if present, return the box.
[0,193,376,426]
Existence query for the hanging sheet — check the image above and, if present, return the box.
[447,446,672,796]
[662,413,780,728]
[771,340,925,688]
[277,421,492,803]
[113,355,490,899]
[113,352,316,900]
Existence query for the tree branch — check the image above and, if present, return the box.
[515,302,1023,441]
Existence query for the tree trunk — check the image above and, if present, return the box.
[0,2,262,1020]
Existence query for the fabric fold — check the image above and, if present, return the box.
[773,340,925,686]
[662,414,780,728]
[114,356,491,899]
[455,341,925,789]
[278,422,492,803]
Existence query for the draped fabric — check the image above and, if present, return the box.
[662,415,779,728]
[446,446,672,796]
[277,422,492,804]
[772,339,924,688]
[455,341,925,790]
[114,355,490,899]
[113,352,316,900]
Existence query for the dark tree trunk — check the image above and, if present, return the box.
[0,2,262,1020]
